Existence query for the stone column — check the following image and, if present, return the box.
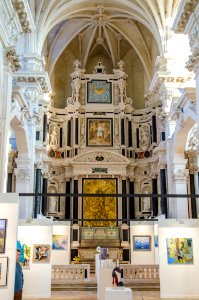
[41,177,48,216]
[65,178,71,220]
[159,164,167,217]
[122,178,127,223]
[15,159,33,219]
[129,178,135,219]
[34,165,42,218]
[0,62,13,192]
[152,176,158,216]
[172,161,189,219]
[73,178,78,224]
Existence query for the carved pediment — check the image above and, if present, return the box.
[72,150,130,164]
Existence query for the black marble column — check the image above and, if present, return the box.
[136,128,139,148]
[73,180,78,224]
[41,177,48,215]
[7,173,12,192]
[43,114,47,142]
[67,120,71,147]
[190,174,197,218]
[34,168,42,218]
[152,115,157,143]
[60,127,63,147]
[65,180,71,220]
[160,169,167,217]
[128,121,132,147]
[121,119,125,145]
[129,181,135,219]
[75,118,79,145]
[152,178,158,216]
[122,180,127,223]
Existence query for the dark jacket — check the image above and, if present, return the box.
[14,262,24,292]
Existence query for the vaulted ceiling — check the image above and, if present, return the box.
[30,0,181,108]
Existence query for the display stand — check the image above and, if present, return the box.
[18,218,53,298]
[0,193,19,300]
[105,287,132,300]
[159,219,199,298]
[98,268,113,300]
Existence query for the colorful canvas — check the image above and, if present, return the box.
[83,178,117,227]
[167,238,193,264]
[87,80,112,103]
[17,240,31,269]
[87,118,113,146]
[32,244,51,263]
[154,235,159,247]
[0,219,7,253]
[133,235,151,251]
[52,235,68,250]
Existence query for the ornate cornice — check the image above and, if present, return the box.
[6,48,21,72]
[11,0,34,33]
[185,47,199,73]
[173,0,198,33]
[14,74,51,93]
[73,150,130,164]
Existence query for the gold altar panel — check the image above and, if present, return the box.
[83,179,117,227]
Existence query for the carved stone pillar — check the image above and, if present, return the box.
[186,150,198,218]
[159,164,167,217]
[73,178,78,224]
[129,178,135,219]
[34,164,42,218]
[122,178,127,224]
[65,178,71,220]
[14,159,33,219]
[172,161,189,219]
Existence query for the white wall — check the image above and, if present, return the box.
[18,219,53,298]
[130,221,155,265]
[159,219,199,298]
[51,221,70,265]
[0,193,19,300]
[154,223,159,265]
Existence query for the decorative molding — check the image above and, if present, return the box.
[73,150,130,164]
[14,168,31,181]
[6,48,21,71]
[11,0,34,33]
[14,75,50,93]
[172,169,189,182]
[173,0,198,33]
[185,47,199,73]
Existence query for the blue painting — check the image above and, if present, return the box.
[133,235,151,251]
[52,235,68,250]
[154,235,159,247]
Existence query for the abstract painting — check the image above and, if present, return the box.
[133,235,151,251]
[0,257,8,286]
[17,240,31,269]
[87,80,112,103]
[32,244,51,263]
[52,235,68,250]
[167,238,193,264]
[87,118,113,146]
[83,178,117,227]
[0,219,7,253]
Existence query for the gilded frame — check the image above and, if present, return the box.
[87,118,113,147]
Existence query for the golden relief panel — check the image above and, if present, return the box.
[83,179,117,227]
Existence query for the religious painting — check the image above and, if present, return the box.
[87,118,113,146]
[17,240,31,269]
[0,257,8,286]
[87,80,112,103]
[154,235,159,247]
[52,235,68,250]
[167,238,193,264]
[32,244,51,263]
[83,178,117,227]
[133,236,151,251]
[0,219,7,253]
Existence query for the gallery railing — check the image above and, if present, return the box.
[120,264,159,283]
[52,264,90,284]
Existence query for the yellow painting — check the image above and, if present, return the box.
[87,118,113,146]
[83,179,117,227]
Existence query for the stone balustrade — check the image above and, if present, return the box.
[52,264,90,284]
[120,264,159,283]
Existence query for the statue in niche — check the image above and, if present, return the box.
[50,126,58,147]
[139,125,150,151]
[49,189,58,213]
[142,187,151,212]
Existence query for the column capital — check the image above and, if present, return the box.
[14,167,31,182]
[172,169,189,183]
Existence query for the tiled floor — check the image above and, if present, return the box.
[25,290,199,300]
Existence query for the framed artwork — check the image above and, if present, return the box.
[83,178,117,227]
[0,219,7,253]
[87,118,113,146]
[32,244,51,263]
[0,257,8,286]
[133,235,151,251]
[52,235,68,250]
[167,238,193,264]
[87,80,112,103]
[154,235,159,247]
[17,240,31,269]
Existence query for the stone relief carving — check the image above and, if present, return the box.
[14,168,31,181]
[139,124,150,151]
[6,48,21,71]
[73,151,128,163]
[172,169,189,182]
[80,117,85,146]
[50,126,58,147]
[114,118,119,146]
[48,165,65,177]
[11,0,32,33]
[186,125,199,151]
